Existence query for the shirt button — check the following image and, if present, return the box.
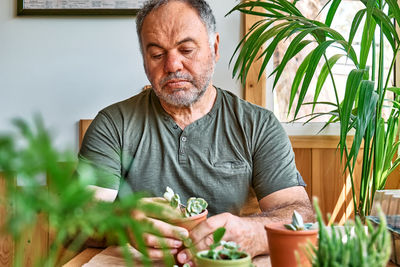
[180,149,184,154]
[163,117,168,121]
[181,136,187,142]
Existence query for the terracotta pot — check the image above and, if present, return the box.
[170,209,208,231]
[169,210,208,267]
[195,250,252,267]
[265,222,318,267]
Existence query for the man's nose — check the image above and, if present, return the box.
[164,52,183,73]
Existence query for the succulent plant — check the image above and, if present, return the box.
[284,210,313,231]
[185,197,208,218]
[308,198,391,267]
[163,187,208,217]
[202,227,247,260]
[163,186,181,209]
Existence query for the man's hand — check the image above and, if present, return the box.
[175,186,313,265]
[130,197,190,260]
[175,213,267,265]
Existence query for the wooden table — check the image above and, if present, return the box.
[63,247,399,267]
[63,247,271,267]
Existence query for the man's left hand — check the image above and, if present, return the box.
[176,213,267,265]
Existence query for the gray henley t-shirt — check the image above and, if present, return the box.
[79,87,305,216]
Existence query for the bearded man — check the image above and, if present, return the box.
[79,0,314,265]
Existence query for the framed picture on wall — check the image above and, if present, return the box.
[17,0,145,15]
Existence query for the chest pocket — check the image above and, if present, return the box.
[213,160,248,174]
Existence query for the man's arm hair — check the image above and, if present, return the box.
[251,198,315,223]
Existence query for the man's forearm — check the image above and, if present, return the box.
[241,199,314,256]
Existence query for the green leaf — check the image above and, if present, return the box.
[348,81,378,167]
[213,227,226,244]
[348,9,366,48]
[256,23,299,81]
[387,87,400,95]
[386,0,400,27]
[313,54,345,112]
[271,28,315,88]
[359,0,377,69]
[288,51,313,115]
[339,69,367,159]
[294,40,336,118]
[325,0,342,26]
[372,8,398,50]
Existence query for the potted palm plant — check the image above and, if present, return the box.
[228,0,400,218]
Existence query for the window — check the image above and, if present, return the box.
[271,0,394,125]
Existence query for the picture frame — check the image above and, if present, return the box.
[17,0,142,16]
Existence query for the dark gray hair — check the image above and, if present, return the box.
[136,0,217,51]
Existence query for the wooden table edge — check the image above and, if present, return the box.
[63,248,103,267]
[62,248,397,267]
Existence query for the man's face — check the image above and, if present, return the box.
[140,1,220,107]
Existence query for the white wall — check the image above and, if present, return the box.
[0,0,241,151]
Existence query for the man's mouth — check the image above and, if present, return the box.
[163,79,189,88]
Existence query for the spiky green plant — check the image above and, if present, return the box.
[229,0,400,217]
[0,116,175,267]
[307,198,391,266]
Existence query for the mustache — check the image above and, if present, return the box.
[160,72,194,87]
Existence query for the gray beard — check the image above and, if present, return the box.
[154,66,214,107]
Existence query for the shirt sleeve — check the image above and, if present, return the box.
[78,111,121,190]
[251,112,306,200]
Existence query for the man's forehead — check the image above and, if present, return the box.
[140,1,207,43]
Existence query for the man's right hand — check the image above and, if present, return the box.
[130,197,190,260]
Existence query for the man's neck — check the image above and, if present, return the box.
[160,85,217,130]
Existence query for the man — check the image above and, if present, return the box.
[79,0,314,265]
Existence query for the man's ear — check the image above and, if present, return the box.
[213,33,220,62]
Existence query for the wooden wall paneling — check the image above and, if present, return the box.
[0,174,14,267]
[293,148,312,199]
[290,135,357,149]
[14,187,49,267]
[312,148,346,224]
[243,3,266,107]
[79,120,93,148]
[386,170,400,189]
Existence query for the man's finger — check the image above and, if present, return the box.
[176,247,194,264]
[189,213,230,245]
[146,247,179,260]
[146,217,189,240]
[142,233,183,249]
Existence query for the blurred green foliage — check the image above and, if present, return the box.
[0,116,174,267]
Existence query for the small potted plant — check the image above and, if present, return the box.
[307,199,391,267]
[195,227,251,267]
[265,210,318,267]
[163,186,208,231]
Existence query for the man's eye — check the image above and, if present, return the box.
[180,49,194,55]
[151,53,163,59]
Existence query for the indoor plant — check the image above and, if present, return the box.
[0,117,175,267]
[265,210,318,267]
[228,0,400,218]
[163,186,208,231]
[195,227,252,267]
[307,199,391,266]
